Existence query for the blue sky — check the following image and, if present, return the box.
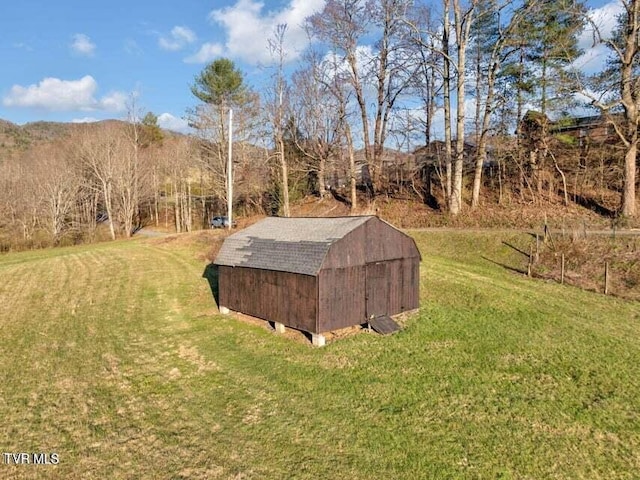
[0,0,324,131]
[0,0,621,132]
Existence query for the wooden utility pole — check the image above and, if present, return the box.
[227,108,233,230]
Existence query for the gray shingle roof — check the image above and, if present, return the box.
[214,216,373,275]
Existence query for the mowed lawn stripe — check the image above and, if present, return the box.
[1,242,177,478]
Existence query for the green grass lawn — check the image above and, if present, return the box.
[0,230,639,479]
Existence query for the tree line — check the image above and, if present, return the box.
[188,0,638,218]
[1,0,639,250]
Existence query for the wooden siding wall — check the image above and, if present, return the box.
[323,217,421,270]
[317,217,421,332]
[381,258,420,314]
[364,219,421,264]
[322,227,366,269]
[318,258,419,333]
[218,266,317,333]
[365,258,419,318]
[318,266,366,332]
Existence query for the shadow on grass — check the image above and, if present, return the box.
[202,263,220,307]
[502,241,530,258]
[482,256,528,275]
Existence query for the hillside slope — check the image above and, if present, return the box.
[0,231,639,479]
[0,118,181,161]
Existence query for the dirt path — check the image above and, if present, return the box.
[135,227,172,238]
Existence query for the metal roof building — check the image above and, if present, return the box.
[213,216,421,344]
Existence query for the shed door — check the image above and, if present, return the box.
[366,262,389,318]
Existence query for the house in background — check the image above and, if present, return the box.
[324,147,417,192]
[519,110,617,148]
[213,216,421,346]
[550,115,616,146]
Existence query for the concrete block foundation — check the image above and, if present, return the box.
[312,333,326,347]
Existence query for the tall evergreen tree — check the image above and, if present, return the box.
[519,0,586,116]
[141,112,163,146]
[469,0,534,207]
[470,0,500,143]
[189,58,257,218]
[191,58,248,108]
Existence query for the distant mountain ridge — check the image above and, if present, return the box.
[0,118,182,162]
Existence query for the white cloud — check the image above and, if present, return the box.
[580,1,623,48]
[208,0,325,64]
[70,33,96,56]
[72,117,100,123]
[320,45,376,83]
[184,42,224,64]
[574,1,624,74]
[159,26,197,51]
[572,87,607,107]
[158,112,191,133]
[2,76,127,112]
[99,91,128,112]
[573,43,611,75]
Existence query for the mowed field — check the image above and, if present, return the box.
[1,230,639,479]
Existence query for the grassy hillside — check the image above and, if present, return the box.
[1,230,639,479]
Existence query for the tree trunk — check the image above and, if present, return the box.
[348,53,373,195]
[279,139,291,217]
[450,153,464,215]
[346,123,357,212]
[103,180,116,240]
[450,0,473,215]
[154,170,160,227]
[619,0,639,217]
[622,141,637,217]
[471,37,502,208]
[443,0,453,201]
[471,149,486,209]
[186,181,192,232]
[173,181,181,233]
[318,154,327,198]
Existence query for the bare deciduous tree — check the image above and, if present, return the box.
[291,52,349,201]
[267,24,292,217]
[449,0,479,215]
[308,0,414,196]
[32,142,81,243]
[590,0,639,217]
[75,125,119,240]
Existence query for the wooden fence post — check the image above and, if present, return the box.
[561,254,565,285]
[605,262,610,295]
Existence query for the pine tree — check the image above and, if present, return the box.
[519,0,586,116]
[470,0,500,143]
[189,58,257,221]
[190,58,247,108]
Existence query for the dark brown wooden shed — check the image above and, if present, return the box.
[213,216,421,344]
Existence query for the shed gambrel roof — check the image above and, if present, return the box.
[214,216,373,275]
